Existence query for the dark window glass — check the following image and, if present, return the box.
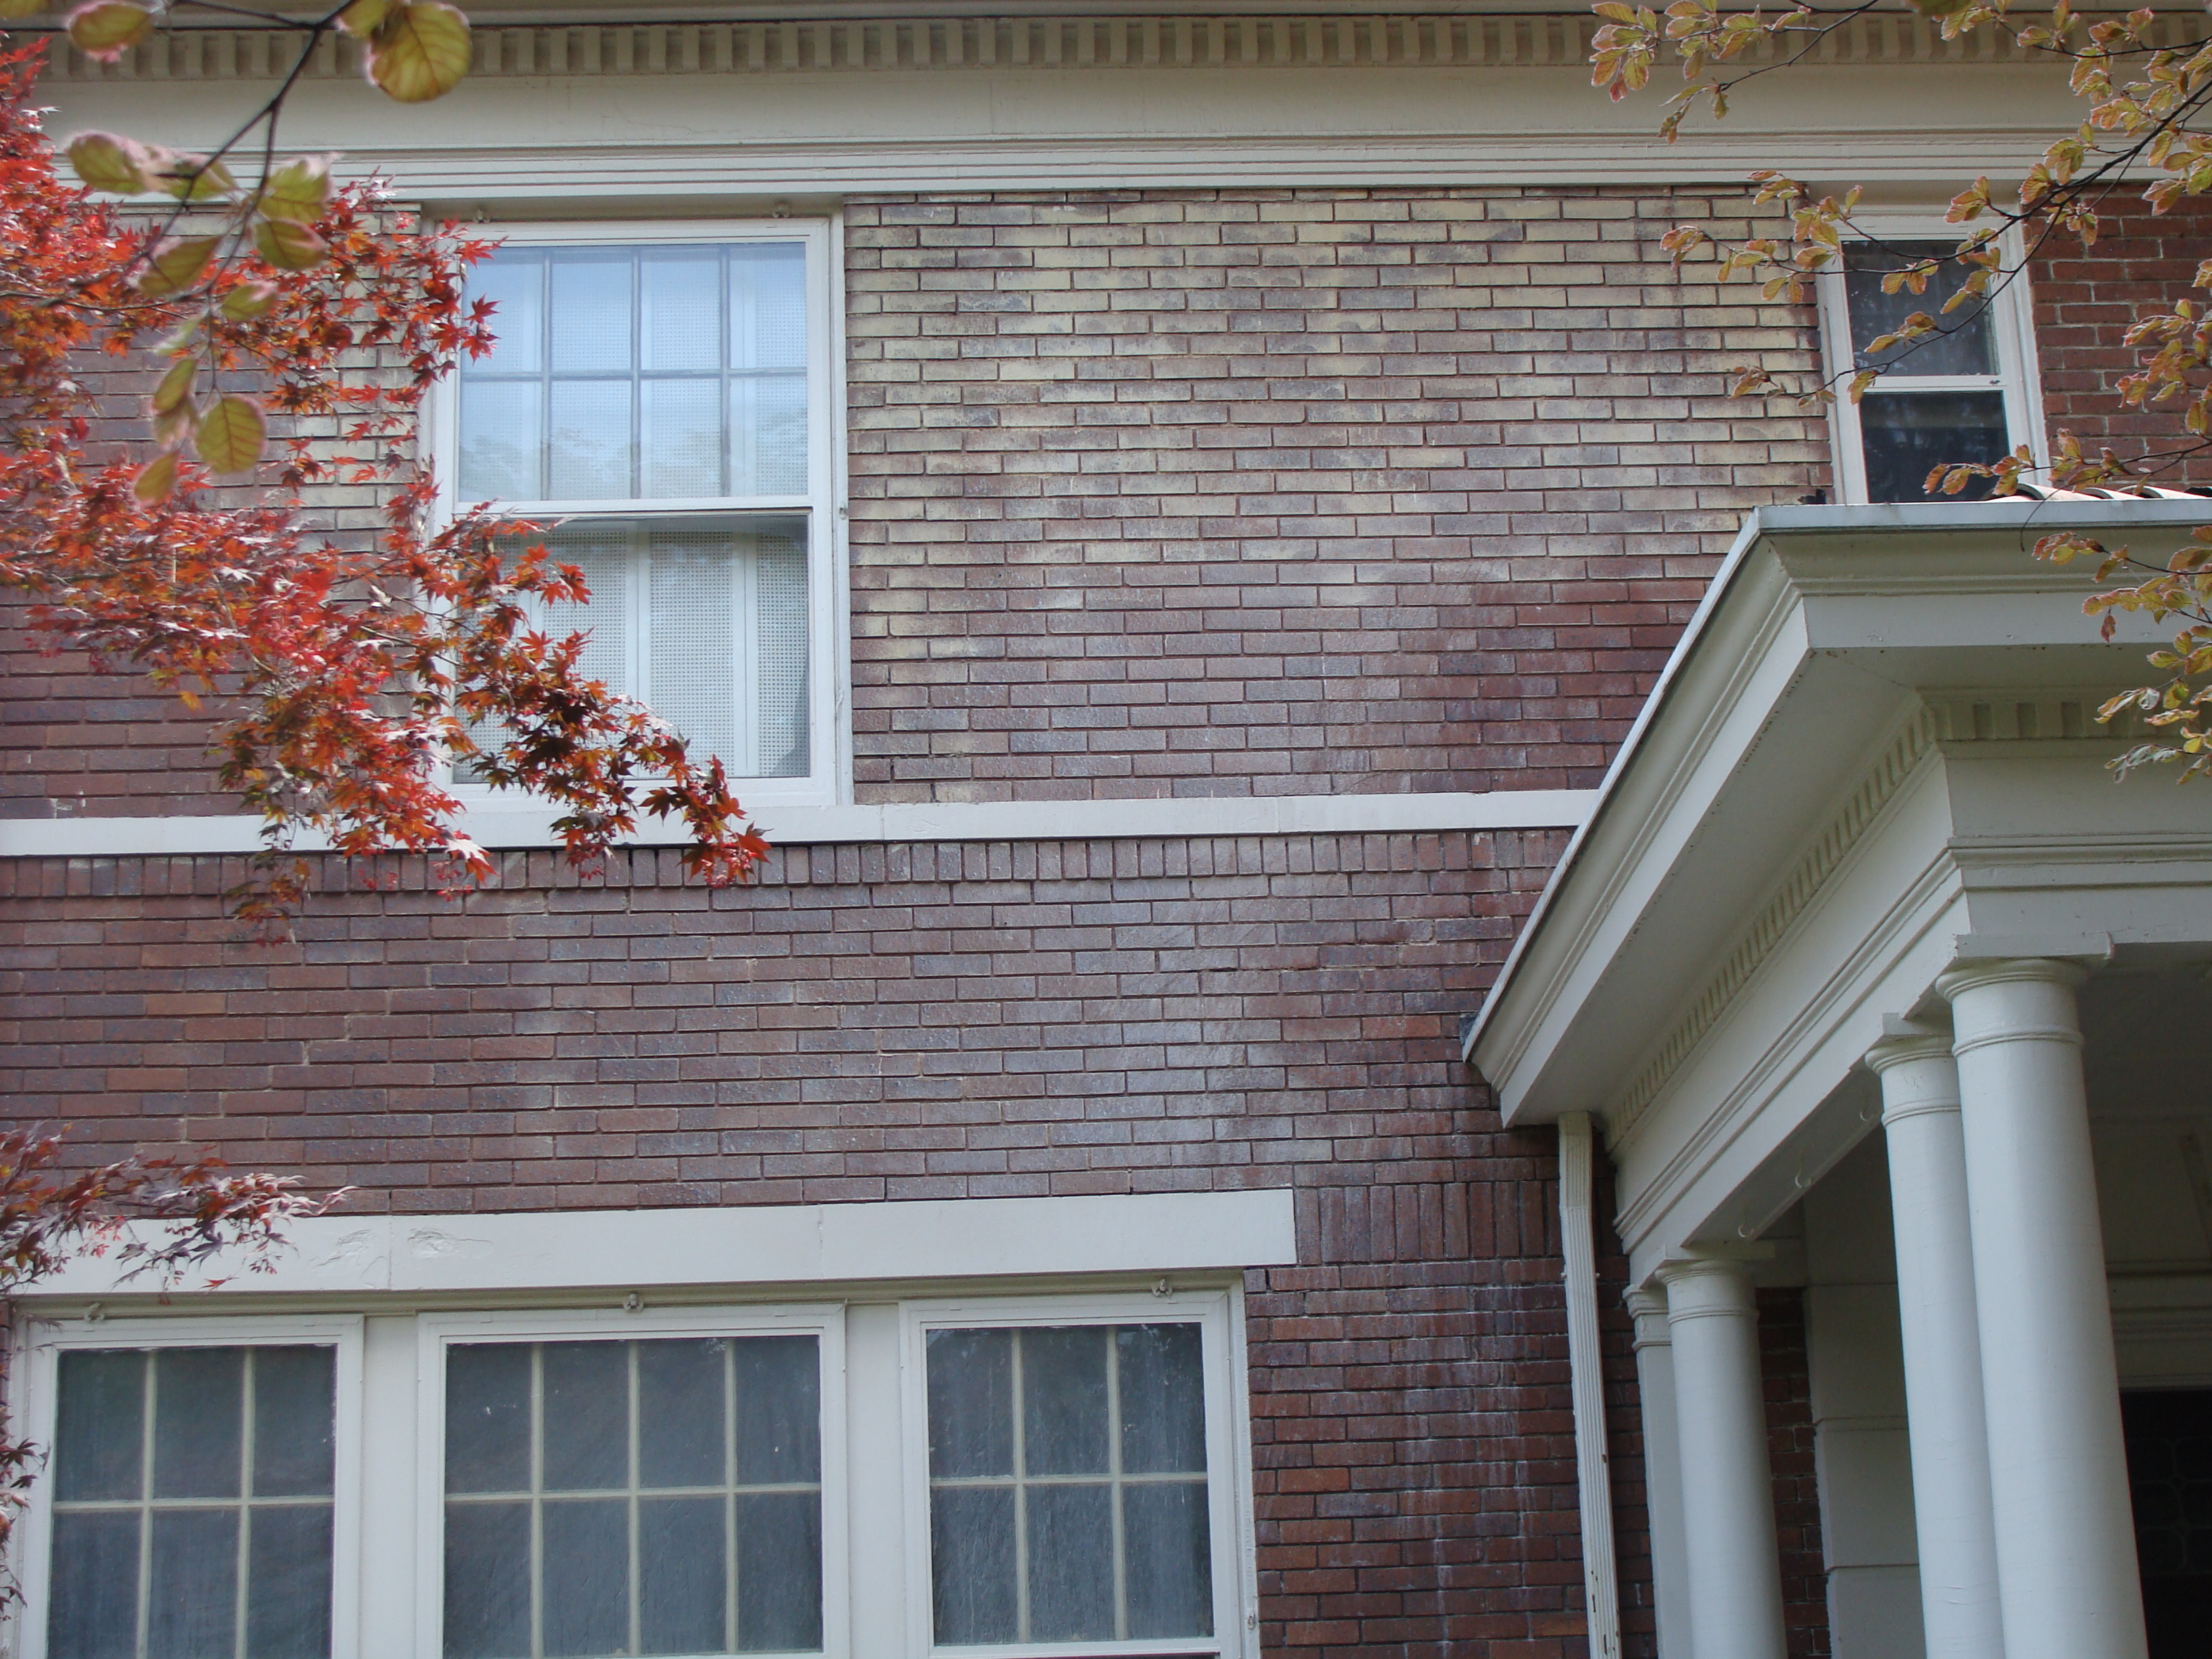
[1844,239,1997,377]
[48,1347,337,1659]
[1858,390,2010,503]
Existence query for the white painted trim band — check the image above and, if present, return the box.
[22,1188,1300,1300]
[0,789,1595,859]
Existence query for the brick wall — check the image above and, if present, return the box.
[1760,1287,1833,1659]
[0,825,1660,1656]
[2030,193,2212,487]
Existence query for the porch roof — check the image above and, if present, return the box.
[1463,497,2212,1131]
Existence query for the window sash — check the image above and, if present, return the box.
[1818,224,2045,505]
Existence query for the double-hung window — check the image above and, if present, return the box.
[1818,226,2045,504]
[445,224,841,802]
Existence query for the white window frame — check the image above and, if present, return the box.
[898,1289,1256,1659]
[412,1303,851,1659]
[1817,218,2048,504]
[9,1312,368,1659]
[428,218,851,810]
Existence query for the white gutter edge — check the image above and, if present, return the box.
[1559,1111,1623,1659]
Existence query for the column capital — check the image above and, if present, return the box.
[1626,1285,1671,1349]
[1936,956,2089,1002]
[1865,1017,1954,1076]
[1656,1252,1759,1322]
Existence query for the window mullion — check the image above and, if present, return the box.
[530,1345,546,1659]
[235,1351,256,1659]
[1011,1332,1029,1646]
[724,1336,739,1655]
[1108,1331,1126,1643]
[627,1343,642,1659]
[136,1351,156,1659]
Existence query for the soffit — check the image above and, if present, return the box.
[1466,499,2212,1129]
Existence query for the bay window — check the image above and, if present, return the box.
[442,225,842,802]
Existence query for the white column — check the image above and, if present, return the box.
[1939,958,2148,1659]
[1657,1255,1788,1659]
[1627,1287,1689,1659]
[1866,1027,2003,1659]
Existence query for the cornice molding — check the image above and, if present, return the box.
[1609,706,1940,1136]
[43,9,2191,83]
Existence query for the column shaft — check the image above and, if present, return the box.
[1868,1031,2003,1659]
[1943,960,2147,1659]
[1627,1288,1689,1659]
[1659,1257,1787,1659]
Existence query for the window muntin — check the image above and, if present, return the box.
[924,1324,1213,1650]
[458,244,807,506]
[1821,232,2043,504]
[47,1346,337,1659]
[441,1336,824,1659]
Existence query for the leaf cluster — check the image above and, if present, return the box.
[1593,0,2212,781]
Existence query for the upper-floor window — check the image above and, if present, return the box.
[442,225,842,802]
[1818,229,2044,504]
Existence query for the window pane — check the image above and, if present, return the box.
[643,253,722,373]
[549,380,634,499]
[731,375,806,497]
[247,1506,335,1659]
[1858,389,2010,504]
[443,1337,823,1659]
[929,1486,1017,1645]
[447,1344,533,1495]
[154,1349,244,1500]
[49,1511,140,1659]
[638,1340,724,1490]
[444,1502,531,1659]
[754,533,809,781]
[928,1329,1014,1479]
[148,1509,240,1659]
[543,530,633,697]
[642,380,724,499]
[253,1348,336,1498]
[541,1343,628,1492]
[550,253,634,375]
[1023,1328,1109,1476]
[735,1492,822,1653]
[733,1336,820,1486]
[647,533,738,769]
[1844,240,1997,377]
[638,1497,724,1655]
[1119,1325,1207,1474]
[458,380,544,503]
[1026,1484,1114,1641]
[55,1350,144,1502]
[541,1499,629,1657]
[470,254,545,377]
[731,247,806,373]
[1123,1484,1212,1638]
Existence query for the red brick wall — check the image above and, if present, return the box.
[832,185,1824,804]
[1760,1287,1833,1659]
[2030,192,2212,487]
[0,826,1662,1656]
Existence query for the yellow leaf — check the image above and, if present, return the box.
[253,155,333,224]
[154,152,236,203]
[220,281,278,321]
[194,395,266,476]
[65,131,154,194]
[134,449,180,503]
[0,0,42,17]
[136,235,221,298]
[336,0,389,35]
[152,354,197,415]
[253,216,328,271]
[367,1,472,103]
[66,0,152,60]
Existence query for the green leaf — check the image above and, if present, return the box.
[253,216,327,271]
[136,235,220,298]
[151,354,197,415]
[133,449,180,502]
[336,0,388,35]
[0,0,45,18]
[219,281,277,321]
[65,131,155,194]
[155,152,236,203]
[66,1,154,61]
[254,155,332,224]
[194,395,265,475]
[367,1,471,102]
